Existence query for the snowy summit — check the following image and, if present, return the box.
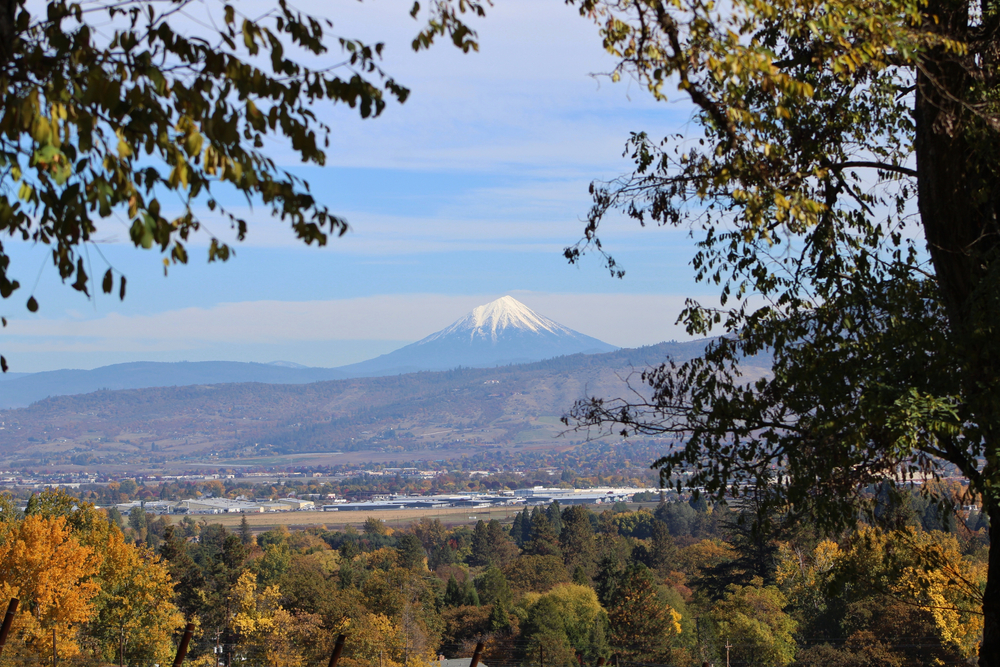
[338,296,617,376]
[427,295,574,342]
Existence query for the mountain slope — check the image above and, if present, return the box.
[0,339,772,467]
[0,361,347,409]
[0,297,615,408]
[338,295,617,376]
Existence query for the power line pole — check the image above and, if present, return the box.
[725,640,731,667]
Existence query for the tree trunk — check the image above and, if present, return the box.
[914,1,1000,664]
[983,503,1000,667]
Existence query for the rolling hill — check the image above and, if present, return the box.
[0,339,772,469]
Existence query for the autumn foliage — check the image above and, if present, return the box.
[0,489,983,667]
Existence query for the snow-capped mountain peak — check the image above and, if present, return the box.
[336,295,616,376]
[430,296,569,342]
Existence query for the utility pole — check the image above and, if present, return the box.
[725,640,731,667]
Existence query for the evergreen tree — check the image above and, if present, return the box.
[463,578,481,606]
[470,520,491,567]
[444,575,465,607]
[239,515,253,546]
[510,512,526,547]
[128,506,148,544]
[547,500,563,535]
[429,542,456,570]
[594,536,633,607]
[475,566,512,607]
[396,533,426,570]
[647,520,677,575]
[158,526,207,619]
[655,501,698,538]
[525,511,562,558]
[488,597,511,634]
[105,507,125,530]
[559,506,597,578]
[695,505,785,600]
[521,507,533,543]
[486,519,519,567]
[606,563,680,662]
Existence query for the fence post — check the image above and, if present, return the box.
[469,642,484,667]
[172,623,195,667]
[327,634,347,667]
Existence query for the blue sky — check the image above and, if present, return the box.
[2,0,713,372]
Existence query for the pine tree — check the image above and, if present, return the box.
[648,520,677,575]
[525,512,562,558]
[239,516,253,546]
[510,512,525,546]
[470,520,491,567]
[560,506,597,577]
[486,519,519,567]
[444,575,464,607]
[520,507,533,544]
[547,500,563,535]
[606,564,681,662]
[463,579,480,606]
[488,597,511,634]
[474,566,512,607]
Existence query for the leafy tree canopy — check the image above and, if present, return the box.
[562,0,1000,661]
[0,0,486,369]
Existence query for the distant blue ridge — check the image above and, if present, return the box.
[0,297,626,408]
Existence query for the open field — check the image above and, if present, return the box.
[166,502,662,531]
[166,505,529,531]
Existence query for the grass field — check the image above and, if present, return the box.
[166,502,663,533]
[166,505,530,531]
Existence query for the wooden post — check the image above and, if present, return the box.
[0,598,18,658]
[327,634,347,667]
[469,642,484,667]
[172,623,195,667]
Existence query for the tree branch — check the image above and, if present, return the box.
[833,161,918,177]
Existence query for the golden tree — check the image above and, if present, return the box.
[0,515,99,661]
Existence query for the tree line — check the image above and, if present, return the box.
[0,486,984,667]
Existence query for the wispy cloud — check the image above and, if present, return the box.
[6,291,699,359]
